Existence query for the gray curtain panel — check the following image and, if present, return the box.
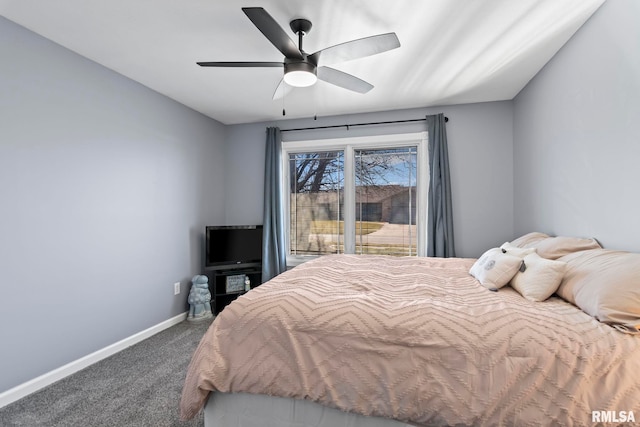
[426,113,456,257]
[262,127,287,281]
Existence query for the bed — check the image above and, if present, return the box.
[180,234,640,426]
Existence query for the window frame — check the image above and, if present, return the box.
[282,131,428,266]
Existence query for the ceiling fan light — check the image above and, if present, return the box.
[284,61,317,87]
[284,70,317,87]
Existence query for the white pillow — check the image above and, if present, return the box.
[509,232,550,248]
[556,249,640,333]
[529,236,602,260]
[510,253,567,302]
[500,241,536,258]
[470,248,522,291]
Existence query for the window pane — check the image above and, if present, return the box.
[289,151,344,255]
[355,147,417,256]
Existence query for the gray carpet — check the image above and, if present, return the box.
[0,317,214,427]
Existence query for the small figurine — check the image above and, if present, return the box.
[187,275,213,322]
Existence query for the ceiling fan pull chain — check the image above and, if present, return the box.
[282,83,286,116]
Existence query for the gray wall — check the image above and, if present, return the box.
[224,101,515,258]
[513,0,640,252]
[0,17,226,392]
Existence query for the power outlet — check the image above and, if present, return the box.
[173,282,180,295]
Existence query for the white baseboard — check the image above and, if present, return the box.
[0,311,188,409]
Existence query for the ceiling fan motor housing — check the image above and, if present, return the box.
[285,56,316,72]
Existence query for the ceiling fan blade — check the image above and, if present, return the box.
[242,7,303,60]
[309,33,400,66]
[271,78,295,100]
[197,61,283,67]
[317,67,373,94]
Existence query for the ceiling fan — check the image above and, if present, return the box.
[197,7,400,98]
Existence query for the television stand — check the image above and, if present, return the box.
[204,263,262,314]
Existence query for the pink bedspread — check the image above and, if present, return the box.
[180,254,640,425]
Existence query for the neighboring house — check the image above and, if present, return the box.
[291,185,417,224]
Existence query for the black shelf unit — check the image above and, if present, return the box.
[204,263,262,314]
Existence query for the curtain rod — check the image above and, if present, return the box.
[280,116,449,133]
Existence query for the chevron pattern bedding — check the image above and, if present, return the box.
[180,254,640,426]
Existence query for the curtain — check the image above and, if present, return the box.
[426,113,456,257]
[262,127,287,282]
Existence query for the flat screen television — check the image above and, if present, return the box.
[205,225,263,268]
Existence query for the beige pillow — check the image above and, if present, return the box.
[530,236,601,260]
[557,249,640,333]
[510,253,567,302]
[470,248,522,291]
[509,232,550,248]
[500,241,536,258]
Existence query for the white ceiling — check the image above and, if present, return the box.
[1,0,604,125]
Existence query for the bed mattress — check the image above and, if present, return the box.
[204,392,413,427]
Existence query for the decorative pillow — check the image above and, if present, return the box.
[556,249,640,334]
[509,232,550,248]
[500,241,536,258]
[470,248,522,291]
[530,236,602,260]
[510,253,567,302]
